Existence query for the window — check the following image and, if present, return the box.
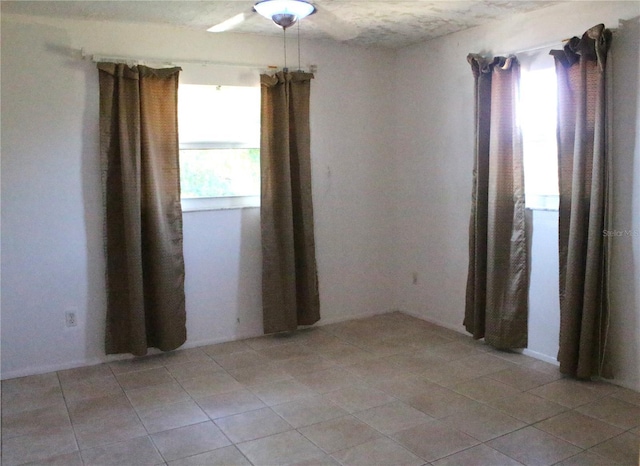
[519,56,559,210]
[178,84,260,210]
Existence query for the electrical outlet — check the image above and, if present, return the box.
[65,311,77,327]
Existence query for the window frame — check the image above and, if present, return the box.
[179,143,261,211]
[177,84,261,212]
[181,195,260,212]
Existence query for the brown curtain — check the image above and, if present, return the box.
[464,55,529,349]
[551,24,612,379]
[260,71,320,334]
[98,63,186,356]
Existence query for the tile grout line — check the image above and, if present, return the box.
[3,313,638,465]
[54,370,83,463]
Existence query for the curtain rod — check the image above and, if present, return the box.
[495,38,569,58]
[497,28,618,57]
[80,49,319,72]
[81,49,271,68]
[80,48,318,73]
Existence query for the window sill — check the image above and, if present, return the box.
[526,194,559,212]
[181,196,260,212]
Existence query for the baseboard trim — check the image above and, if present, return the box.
[1,358,108,380]
[0,330,268,380]
[397,309,565,367]
[315,308,393,327]
[398,308,469,336]
[0,309,392,380]
[522,348,560,365]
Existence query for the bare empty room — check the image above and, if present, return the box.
[2,1,640,464]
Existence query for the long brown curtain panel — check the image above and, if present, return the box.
[464,55,529,350]
[98,63,187,356]
[551,24,612,379]
[260,71,320,334]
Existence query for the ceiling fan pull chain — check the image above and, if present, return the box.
[297,20,302,71]
[283,27,288,72]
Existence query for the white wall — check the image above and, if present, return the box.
[607,14,640,392]
[0,15,397,378]
[527,210,560,364]
[392,2,640,390]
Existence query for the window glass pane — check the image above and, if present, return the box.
[180,148,260,198]
[177,84,260,202]
[520,66,559,200]
[178,84,260,146]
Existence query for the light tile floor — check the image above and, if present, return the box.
[2,312,639,465]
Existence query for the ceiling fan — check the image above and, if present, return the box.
[207,0,359,41]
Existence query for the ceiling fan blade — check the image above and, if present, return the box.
[308,3,360,41]
[207,8,255,33]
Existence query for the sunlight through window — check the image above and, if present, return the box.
[519,65,559,209]
[178,84,260,203]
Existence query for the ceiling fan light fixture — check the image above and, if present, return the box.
[254,0,316,29]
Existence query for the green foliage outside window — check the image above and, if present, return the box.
[179,148,260,198]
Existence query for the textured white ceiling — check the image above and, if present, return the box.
[2,1,560,48]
